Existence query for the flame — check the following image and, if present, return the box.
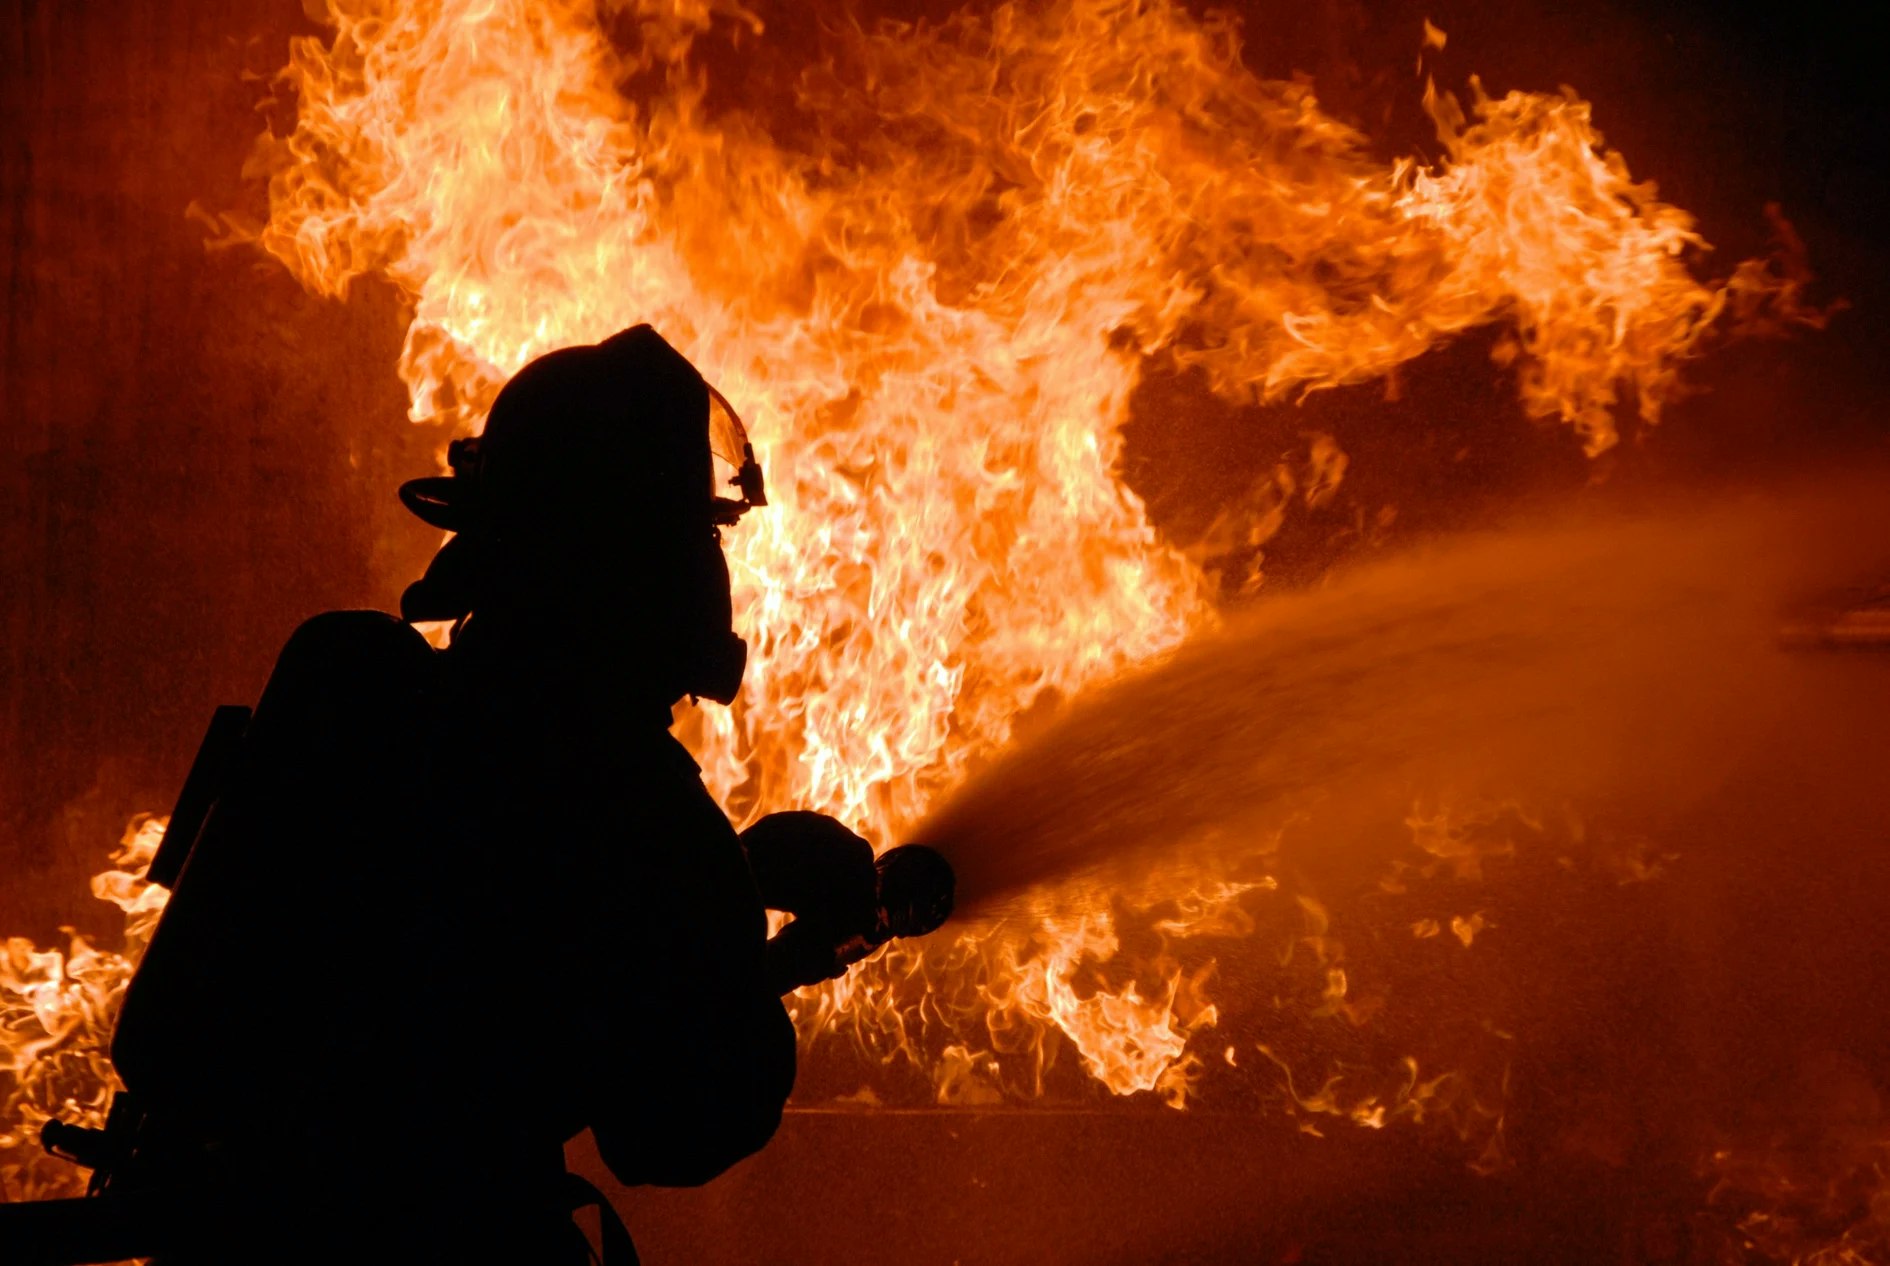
[1,817,166,1201]
[232,0,1813,1101]
[0,0,1829,1204]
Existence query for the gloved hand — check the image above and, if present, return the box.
[741,813,956,994]
[741,810,878,930]
[741,811,879,994]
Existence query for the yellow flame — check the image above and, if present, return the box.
[1,816,166,1201]
[0,0,1827,1189]
[260,5,1789,756]
[240,0,1811,1099]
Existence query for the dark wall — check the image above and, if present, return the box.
[1,0,436,939]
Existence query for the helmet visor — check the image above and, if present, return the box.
[707,383,767,523]
[707,384,750,473]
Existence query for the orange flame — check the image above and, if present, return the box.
[1,817,166,1201]
[0,0,1827,1201]
[228,0,1813,1101]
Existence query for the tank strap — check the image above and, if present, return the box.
[562,1172,640,1266]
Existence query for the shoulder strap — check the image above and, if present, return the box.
[562,1172,640,1266]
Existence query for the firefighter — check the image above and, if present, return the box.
[99,326,795,1263]
[19,323,954,1266]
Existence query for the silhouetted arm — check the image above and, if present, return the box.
[740,811,879,992]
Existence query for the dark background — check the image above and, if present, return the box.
[3,0,432,935]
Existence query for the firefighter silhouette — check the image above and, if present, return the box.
[22,325,952,1265]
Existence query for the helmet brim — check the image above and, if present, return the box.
[399,476,470,531]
